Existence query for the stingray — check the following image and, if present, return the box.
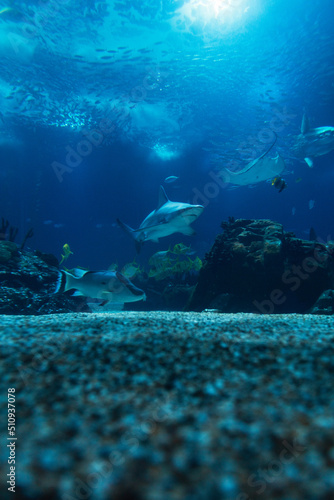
[221,134,285,186]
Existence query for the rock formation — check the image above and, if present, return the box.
[187,219,334,313]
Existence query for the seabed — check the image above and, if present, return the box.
[1,311,333,499]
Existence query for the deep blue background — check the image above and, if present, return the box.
[1,0,334,271]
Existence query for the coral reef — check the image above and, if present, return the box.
[3,219,334,315]
[148,244,202,281]
[124,243,202,311]
[20,228,34,250]
[0,218,18,242]
[187,218,334,313]
[0,241,18,263]
[0,245,196,314]
[0,217,34,249]
[0,246,89,315]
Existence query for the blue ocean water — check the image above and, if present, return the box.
[0,0,334,271]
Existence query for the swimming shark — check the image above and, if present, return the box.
[222,133,285,186]
[117,186,204,252]
[55,268,146,304]
[292,114,334,167]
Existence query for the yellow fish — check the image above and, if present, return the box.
[171,243,192,255]
[121,260,142,279]
[59,243,73,265]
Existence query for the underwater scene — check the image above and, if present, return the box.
[1,1,334,499]
[0,0,334,314]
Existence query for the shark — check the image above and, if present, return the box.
[55,268,146,305]
[221,133,285,186]
[117,186,204,252]
[292,114,334,167]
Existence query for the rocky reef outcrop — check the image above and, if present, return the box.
[0,239,196,314]
[187,219,334,313]
[0,241,89,315]
[3,219,334,315]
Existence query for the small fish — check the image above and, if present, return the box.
[295,177,302,183]
[121,261,142,279]
[309,199,315,210]
[292,207,296,216]
[164,176,179,184]
[192,256,203,271]
[149,249,173,267]
[171,243,194,255]
[55,269,146,304]
[271,176,287,193]
[59,243,73,265]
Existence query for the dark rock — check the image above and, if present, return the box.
[163,284,195,310]
[187,218,334,313]
[0,247,90,315]
[34,250,59,268]
[124,273,198,311]
[308,289,334,315]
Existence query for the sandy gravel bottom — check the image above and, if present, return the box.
[0,311,334,500]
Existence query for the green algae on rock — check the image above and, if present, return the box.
[0,240,18,263]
